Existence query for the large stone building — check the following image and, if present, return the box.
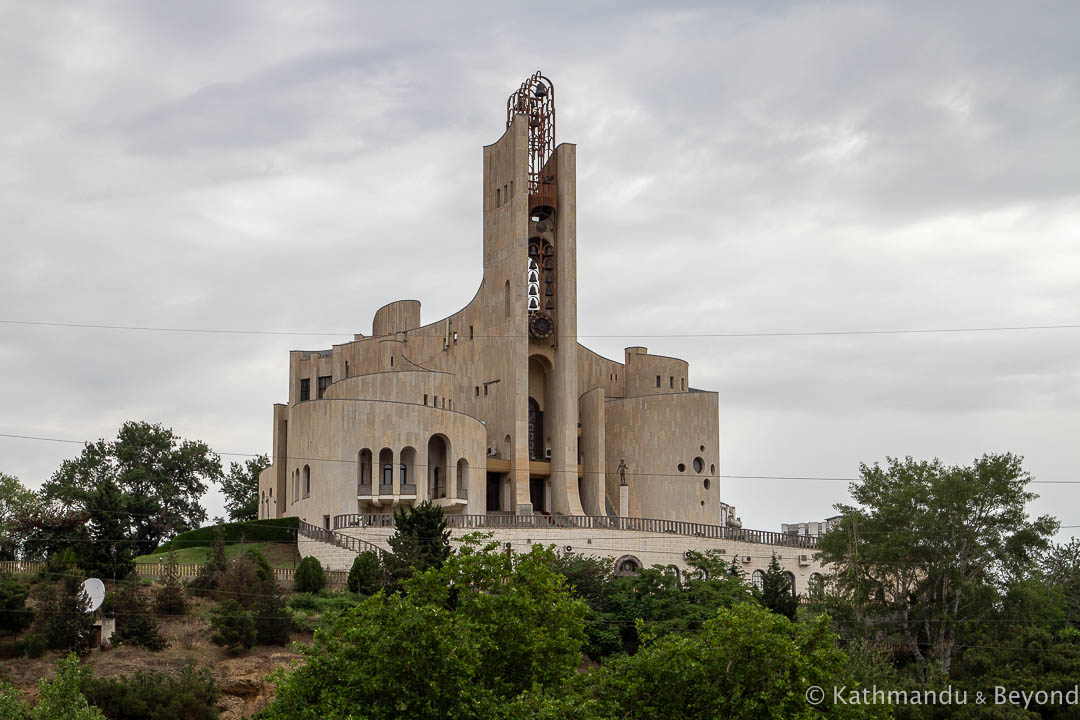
[258,72,822,589]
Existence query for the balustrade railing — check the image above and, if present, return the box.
[299,519,386,558]
[331,513,817,549]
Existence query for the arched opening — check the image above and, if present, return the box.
[302,465,311,498]
[809,573,825,598]
[456,458,469,500]
[400,446,417,494]
[615,555,642,577]
[428,435,450,499]
[751,570,765,591]
[378,448,394,494]
[504,279,511,319]
[528,355,552,461]
[783,571,797,597]
[503,434,512,460]
[358,448,373,495]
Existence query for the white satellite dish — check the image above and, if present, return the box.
[80,578,106,613]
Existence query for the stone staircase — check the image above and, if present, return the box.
[297,520,391,572]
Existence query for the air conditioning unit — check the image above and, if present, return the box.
[741,555,752,564]
[798,554,811,566]
[487,446,498,457]
[545,447,552,459]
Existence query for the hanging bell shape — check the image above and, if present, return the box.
[534,82,548,98]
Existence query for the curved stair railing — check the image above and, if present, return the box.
[298,519,387,559]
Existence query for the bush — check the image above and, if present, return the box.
[22,632,46,658]
[34,653,105,719]
[39,575,96,652]
[0,573,32,635]
[186,528,228,598]
[252,579,290,646]
[81,663,220,720]
[209,599,256,654]
[294,557,326,594]
[154,548,187,616]
[347,551,384,595]
[110,576,166,651]
[156,518,298,553]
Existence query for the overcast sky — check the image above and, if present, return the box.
[1,1,1077,538]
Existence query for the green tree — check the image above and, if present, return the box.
[383,501,451,587]
[33,654,106,720]
[0,473,36,560]
[78,479,135,580]
[220,454,268,522]
[154,547,187,616]
[262,540,586,720]
[40,421,223,557]
[209,599,256,654]
[596,603,888,719]
[758,553,799,620]
[346,551,384,595]
[110,574,166,650]
[0,573,32,635]
[816,453,1058,678]
[40,575,96,652]
[294,556,326,594]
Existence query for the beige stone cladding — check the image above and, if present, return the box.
[275,397,487,528]
[604,387,721,525]
[321,525,825,595]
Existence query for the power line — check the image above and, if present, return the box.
[2,432,1077,486]
[3,318,1079,340]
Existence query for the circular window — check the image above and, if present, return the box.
[699,444,705,452]
[700,500,705,506]
[703,478,710,490]
[677,463,686,473]
[710,464,715,474]
[693,457,704,473]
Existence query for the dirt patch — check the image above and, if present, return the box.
[0,594,309,718]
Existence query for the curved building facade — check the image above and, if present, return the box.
[257,73,740,534]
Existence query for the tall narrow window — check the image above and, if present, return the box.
[669,376,674,389]
[300,378,311,401]
[469,325,474,340]
[655,375,661,388]
[383,464,393,485]
[317,375,332,399]
[504,280,511,318]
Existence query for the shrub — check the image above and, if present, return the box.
[156,518,298,553]
[209,599,256,653]
[34,653,105,719]
[22,632,46,659]
[187,529,228,598]
[347,551,384,595]
[252,579,290,646]
[154,548,187,616]
[81,663,220,720]
[110,575,166,651]
[0,573,32,635]
[294,557,326,594]
[39,575,96,652]
[0,680,29,720]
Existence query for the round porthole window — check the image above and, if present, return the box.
[703,478,710,490]
[699,444,705,452]
[677,463,686,473]
[710,464,715,474]
[693,457,704,473]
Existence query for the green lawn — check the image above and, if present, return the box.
[135,541,298,569]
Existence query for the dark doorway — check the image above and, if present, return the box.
[528,397,544,460]
[486,472,502,512]
[530,477,546,513]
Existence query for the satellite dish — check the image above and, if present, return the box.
[80,578,106,613]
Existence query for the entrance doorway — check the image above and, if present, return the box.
[486,472,502,512]
[530,477,546,514]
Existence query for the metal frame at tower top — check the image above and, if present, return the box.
[507,71,556,199]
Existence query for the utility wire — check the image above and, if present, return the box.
[3,318,1079,340]
[3,432,1077,486]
